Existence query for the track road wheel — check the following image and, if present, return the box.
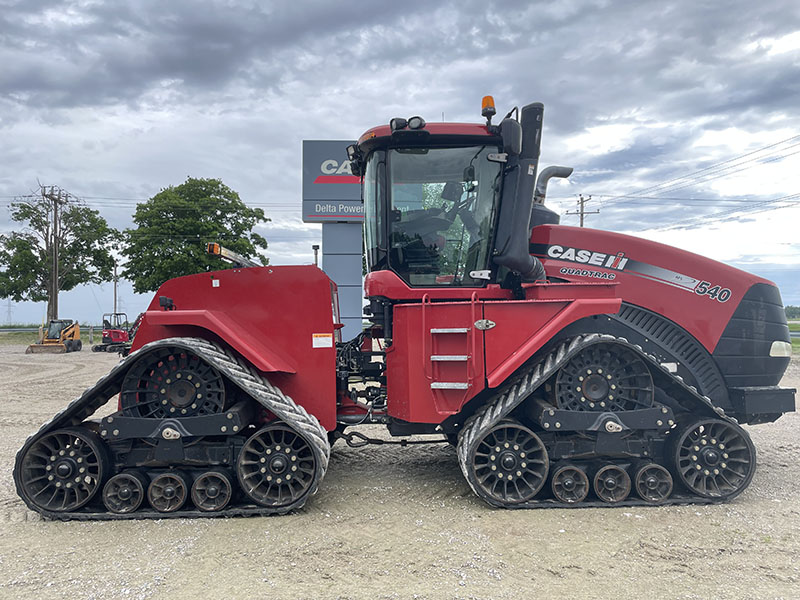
[148,472,189,512]
[673,418,756,499]
[634,463,673,504]
[551,464,590,504]
[593,465,631,503]
[120,346,226,419]
[17,427,107,512]
[237,424,317,509]
[191,470,234,512]
[103,471,147,514]
[466,421,549,506]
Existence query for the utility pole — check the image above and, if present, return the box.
[113,262,118,314]
[565,194,600,227]
[5,299,11,324]
[41,185,68,320]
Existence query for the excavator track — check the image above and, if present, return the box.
[457,333,756,509]
[14,337,330,520]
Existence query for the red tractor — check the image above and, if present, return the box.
[14,99,795,519]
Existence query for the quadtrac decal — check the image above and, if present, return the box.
[530,243,733,303]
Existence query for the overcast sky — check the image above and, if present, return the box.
[1,0,799,324]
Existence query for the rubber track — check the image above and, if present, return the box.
[457,333,752,509]
[14,337,331,521]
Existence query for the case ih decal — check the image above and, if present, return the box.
[531,243,733,302]
[544,244,629,270]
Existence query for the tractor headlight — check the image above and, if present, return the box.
[769,340,792,357]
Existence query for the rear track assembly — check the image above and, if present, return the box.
[14,337,330,520]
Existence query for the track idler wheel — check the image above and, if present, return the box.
[120,346,226,419]
[148,471,189,512]
[555,343,653,412]
[16,427,108,512]
[191,470,234,512]
[634,463,673,503]
[103,471,148,514]
[467,421,549,506]
[237,424,317,509]
[593,465,631,503]
[551,464,590,504]
[673,418,756,499]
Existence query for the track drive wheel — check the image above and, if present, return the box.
[465,421,549,506]
[551,464,590,504]
[191,470,234,512]
[16,427,108,512]
[593,465,631,503]
[120,346,226,419]
[103,471,148,514]
[634,463,673,503]
[673,418,756,499]
[148,472,189,512]
[237,424,317,509]
[555,343,653,412]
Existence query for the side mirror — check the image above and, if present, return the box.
[500,118,522,156]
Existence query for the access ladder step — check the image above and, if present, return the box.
[431,382,470,390]
[430,355,469,362]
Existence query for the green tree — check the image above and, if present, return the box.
[122,177,269,293]
[0,187,117,320]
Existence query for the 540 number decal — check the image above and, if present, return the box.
[694,281,731,303]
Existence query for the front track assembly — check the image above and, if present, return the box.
[14,337,330,520]
[457,334,757,509]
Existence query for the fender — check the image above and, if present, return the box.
[485,297,622,388]
[143,309,297,374]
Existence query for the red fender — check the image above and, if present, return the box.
[143,309,296,373]
[484,297,622,388]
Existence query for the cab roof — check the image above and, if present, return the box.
[357,122,501,155]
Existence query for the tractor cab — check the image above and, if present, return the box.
[358,125,503,288]
[351,97,566,299]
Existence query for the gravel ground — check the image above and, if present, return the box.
[0,344,797,600]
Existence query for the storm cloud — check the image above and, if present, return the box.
[1,0,798,320]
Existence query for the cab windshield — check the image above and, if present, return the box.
[363,145,501,286]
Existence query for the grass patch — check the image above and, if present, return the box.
[793,338,800,354]
[0,331,40,346]
[789,322,800,332]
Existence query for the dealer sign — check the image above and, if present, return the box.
[302,140,363,223]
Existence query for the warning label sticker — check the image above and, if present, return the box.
[312,333,333,348]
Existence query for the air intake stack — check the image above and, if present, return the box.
[492,103,546,282]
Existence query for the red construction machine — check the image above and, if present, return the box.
[91,313,131,353]
[14,98,795,519]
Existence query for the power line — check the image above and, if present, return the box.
[653,193,800,231]
[592,134,800,209]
